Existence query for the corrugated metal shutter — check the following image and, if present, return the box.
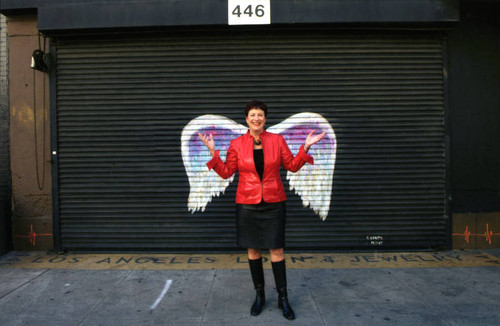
[54,28,447,250]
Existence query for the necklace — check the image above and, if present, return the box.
[253,138,262,145]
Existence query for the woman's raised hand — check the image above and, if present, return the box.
[198,132,216,156]
[304,130,326,151]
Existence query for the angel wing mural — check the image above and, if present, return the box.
[181,113,336,221]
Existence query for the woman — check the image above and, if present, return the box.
[199,100,325,320]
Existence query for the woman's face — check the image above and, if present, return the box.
[246,108,266,134]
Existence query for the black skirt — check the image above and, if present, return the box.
[236,201,286,249]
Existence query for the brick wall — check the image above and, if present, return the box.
[0,14,11,254]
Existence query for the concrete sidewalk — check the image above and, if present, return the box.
[0,250,499,326]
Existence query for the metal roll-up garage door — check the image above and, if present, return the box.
[54,28,447,251]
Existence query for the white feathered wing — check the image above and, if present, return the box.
[181,114,246,213]
[268,112,336,220]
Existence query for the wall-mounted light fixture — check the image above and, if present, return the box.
[31,49,49,72]
[31,32,49,72]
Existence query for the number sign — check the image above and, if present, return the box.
[228,0,271,25]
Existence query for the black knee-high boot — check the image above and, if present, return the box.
[248,258,265,316]
[272,260,295,320]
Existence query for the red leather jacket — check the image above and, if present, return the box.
[207,130,314,204]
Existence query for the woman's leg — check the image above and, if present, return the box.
[270,248,295,320]
[247,248,262,260]
[247,248,265,316]
[269,248,284,262]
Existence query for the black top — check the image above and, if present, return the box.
[253,149,264,181]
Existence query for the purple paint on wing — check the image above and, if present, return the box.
[280,122,335,150]
[189,126,241,158]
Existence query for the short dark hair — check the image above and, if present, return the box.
[245,100,268,117]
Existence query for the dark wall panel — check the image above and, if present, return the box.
[448,0,500,213]
[54,28,447,251]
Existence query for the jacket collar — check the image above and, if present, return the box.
[245,129,267,138]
